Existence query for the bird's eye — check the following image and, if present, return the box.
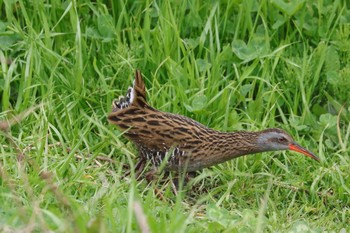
[278,137,287,142]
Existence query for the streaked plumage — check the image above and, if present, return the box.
[108,70,319,172]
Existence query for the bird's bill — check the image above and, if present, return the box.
[289,143,320,161]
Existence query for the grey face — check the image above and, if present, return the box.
[256,129,294,152]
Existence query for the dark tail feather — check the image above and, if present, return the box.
[111,70,147,112]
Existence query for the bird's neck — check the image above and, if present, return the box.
[198,131,265,168]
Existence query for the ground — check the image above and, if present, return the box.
[0,0,349,232]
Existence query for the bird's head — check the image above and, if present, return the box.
[256,128,319,161]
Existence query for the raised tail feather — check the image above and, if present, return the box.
[111,70,147,112]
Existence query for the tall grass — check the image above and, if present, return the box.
[0,0,349,232]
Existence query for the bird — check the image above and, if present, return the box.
[108,70,319,176]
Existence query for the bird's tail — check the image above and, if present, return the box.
[111,70,147,112]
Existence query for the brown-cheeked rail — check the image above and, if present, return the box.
[108,70,319,177]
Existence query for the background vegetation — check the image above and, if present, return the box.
[0,0,349,232]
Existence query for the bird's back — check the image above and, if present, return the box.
[108,71,216,170]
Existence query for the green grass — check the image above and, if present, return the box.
[1,0,350,232]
